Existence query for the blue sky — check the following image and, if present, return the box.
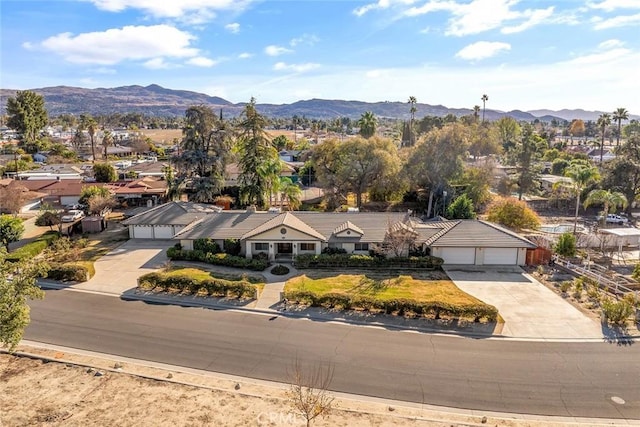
[1,0,639,114]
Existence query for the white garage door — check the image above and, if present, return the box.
[484,248,518,265]
[153,226,174,239]
[440,247,476,264]
[133,226,154,239]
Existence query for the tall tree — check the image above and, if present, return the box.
[596,113,611,163]
[1,249,47,351]
[237,98,278,208]
[568,119,586,144]
[602,135,640,215]
[405,96,417,147]
[563,162,600,233]
[612,107,629,147]
[473,105,480,122]
[495,116,521,152]
[357,111,377,138]
[6,90,48,144]
[404,123,470,216]
[80,114,98,163]
[584,189,628,225]
[505,123,546,200]
[279,177,302,210]
[481,94,489,123]
[177,105,231,202]
[102,129,114,160]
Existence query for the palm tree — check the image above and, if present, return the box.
[584,189,628,226]
[357,111,377,138]
[80,114,98,163]
[596,113,611,163]
[473,105,480,122]
[279,177,302,210]
[612,107,629,147]
[408,96,417,122]
[563,162,600,233]
[481,94,489,123]
[102,129,114,160]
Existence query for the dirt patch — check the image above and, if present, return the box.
[0,347,580,427]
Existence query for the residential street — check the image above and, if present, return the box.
[26,290,640,421]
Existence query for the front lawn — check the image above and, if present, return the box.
[286,274,484,305]
[284,273,498,322]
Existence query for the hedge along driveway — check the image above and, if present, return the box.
[71,240,173,295]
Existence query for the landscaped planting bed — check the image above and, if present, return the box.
[138,267,263,300]
[293,253,443,269]
[284,273,498,322]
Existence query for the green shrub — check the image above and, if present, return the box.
[271,264,290,275]
[223,238,241,256]
[47,263,89,282]
[559,280,572,293]
[316,293,351,310]
[193,238,221,254]
[293,253,443,269]
[137,272,258,299]
[554,232,576,257]
[6,231,59,262]
[601,298,634,325]
[166,247,268,271]
[632,263,640,282]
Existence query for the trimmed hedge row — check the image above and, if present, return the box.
[167,247,268,271]
[6,231,59,262]
[283,290,498,322]
[293,254,444,269]
[47,263,90,282]
[138,272,258,299]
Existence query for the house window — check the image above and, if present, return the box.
[300,243,315,251]
[254,243,269,251]
[354,243,369,251]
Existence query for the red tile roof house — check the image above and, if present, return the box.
[105,177,168,208]
[123,202,536,266]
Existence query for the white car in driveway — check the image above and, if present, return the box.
[597,213,629,225]
[61,209,85,222]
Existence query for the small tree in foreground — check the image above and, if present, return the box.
[601,297,633,326]
[0,215,24,251]
[486,196,540,231]
[446,194,476,219]
[287,360,334,427]
[0,249,48,351]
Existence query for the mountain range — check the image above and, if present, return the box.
[0,84,637,122]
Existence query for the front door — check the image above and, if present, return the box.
[277,242,293,254]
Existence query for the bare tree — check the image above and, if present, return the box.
[87,194,116,216]
[287,359,334,427]
[383,220,417,257]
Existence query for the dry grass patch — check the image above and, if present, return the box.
[141,129,181,144]
[285,273,484,306]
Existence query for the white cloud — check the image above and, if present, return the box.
[566,47,631,65]
[455,41,511,61]
[187,56,217,67]
[290,34,320,47]
[144,58,171,69]
[273,62,320,72]
[598,39,625,49]
[225,23,240,33]
[353,0,417,17]
[238,52,253,59]
[90,67,117,74]
[22,41,34,49]
[40,25,199,65]
[594,12,640,29]
[589,0,640,11]
[89,0,252,22]
[501,6,554,34]
[264,45,293,56]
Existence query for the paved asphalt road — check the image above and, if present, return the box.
[26,290,640,420]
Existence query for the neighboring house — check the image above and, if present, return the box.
[122,201,221,239]
[0,178,46,213]
[539,174,572,192]
[34,180,108,206]
[224,162,298,187]
[106,176,168,207]
[124,204,536,265]
[16,163,84,180]
[122,161,170,178]
[587,148,616,163]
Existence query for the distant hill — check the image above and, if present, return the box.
[2,83,631,122]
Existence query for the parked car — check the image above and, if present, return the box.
[596,213,629,225]
[61,209,85,222]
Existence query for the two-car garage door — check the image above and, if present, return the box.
[439,247,519,265]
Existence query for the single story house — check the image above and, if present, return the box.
[123,203,536,265]
[106,176,168,207]
[122,201,221,239]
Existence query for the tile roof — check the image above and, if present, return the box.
[333,220,364,235]
[122,201,221,226]
[425,220,536,248]
[242,212,326,240]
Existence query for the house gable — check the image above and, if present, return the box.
[332,221,364,238]
[241,212,326,241]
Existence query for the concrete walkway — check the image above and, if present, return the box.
[444,266,604,339]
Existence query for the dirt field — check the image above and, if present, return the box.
[0,345,587,427]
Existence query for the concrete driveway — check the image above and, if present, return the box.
[444,266,603,339]
[74,240,173,295]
